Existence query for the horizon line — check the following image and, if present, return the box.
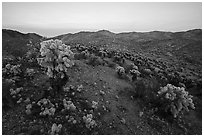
[2,27,202,38]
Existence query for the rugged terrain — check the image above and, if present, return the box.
[2,29,202,135]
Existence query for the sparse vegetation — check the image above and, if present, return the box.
[2,29,202,135]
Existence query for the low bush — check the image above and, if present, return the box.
[133,78,160,102]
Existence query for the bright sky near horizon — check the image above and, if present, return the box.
[2,2,202,37]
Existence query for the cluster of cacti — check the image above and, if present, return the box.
[25,68,35,77]
[116,66,125,77]
[59,43,200,93]
[81,50,90,58]
[10,87,23,97]
[66,115,77,124]
[98,49,107,58]
[2,64,21,77]
[83,114,97,129]
[63,99,76,111]
[37,39,74,78]
[113,54,125,64]
[76,85,83,92]
[91,101,98,109]
[37,98,56,116]
[10,87,23,104]
[158,84,195,118]
[129,63,140,81]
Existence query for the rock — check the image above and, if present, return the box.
[73,120,77,124]
[139,111,143,117]
[121,118,126,124]
[115,95,119,100]
[24,98,30,103]
[40,129,44,133]
[99,90,105,95]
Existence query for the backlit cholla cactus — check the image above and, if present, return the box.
[50,123,62,135]
[130,68,141,81]
[83,114,97,129]
[63,99,76,111]
[99,49,107,58]
[37,98,56,116]
[158,84,195,118]
[116,66,125,77]
[37,39,74,78]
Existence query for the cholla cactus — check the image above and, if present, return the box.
[83,114,97,129]
[50,123,62,135]
[10,87,23,96]
[99,50,107,58]
[81,50,90,59]
[25,104,32,115]
[91,101,98,109]
[130,63,138,70]
[37,39,74,78]
[158,84,195,118]
[116,66,125,77]
[76,85,83,92]
[66,115,77,124]
[130,69,141,81]
[63,99,76,111]
[37,98,56,116]
[10,87,23,100]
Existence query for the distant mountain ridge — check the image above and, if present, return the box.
[3,28,201,41]
[2,29,202,68]
[2,29,42,40]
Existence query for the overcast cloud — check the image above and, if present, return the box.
[2,2,202,37]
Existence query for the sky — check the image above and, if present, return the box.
[2,2,202,37]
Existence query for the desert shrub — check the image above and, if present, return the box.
[2,78,15,110]
[74,52,85,60]
[140,68,152,77]
[87,54,102,66]
[37,39,74,96]
[153,67,162,74]
[133,78,160,101]
[76,45,87,52]
[195,78,202,89]
[157,84,195,118]
[124,62,139,74]
[103,58,117,68]
[25,68,35,79]
[113,54,125,65]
